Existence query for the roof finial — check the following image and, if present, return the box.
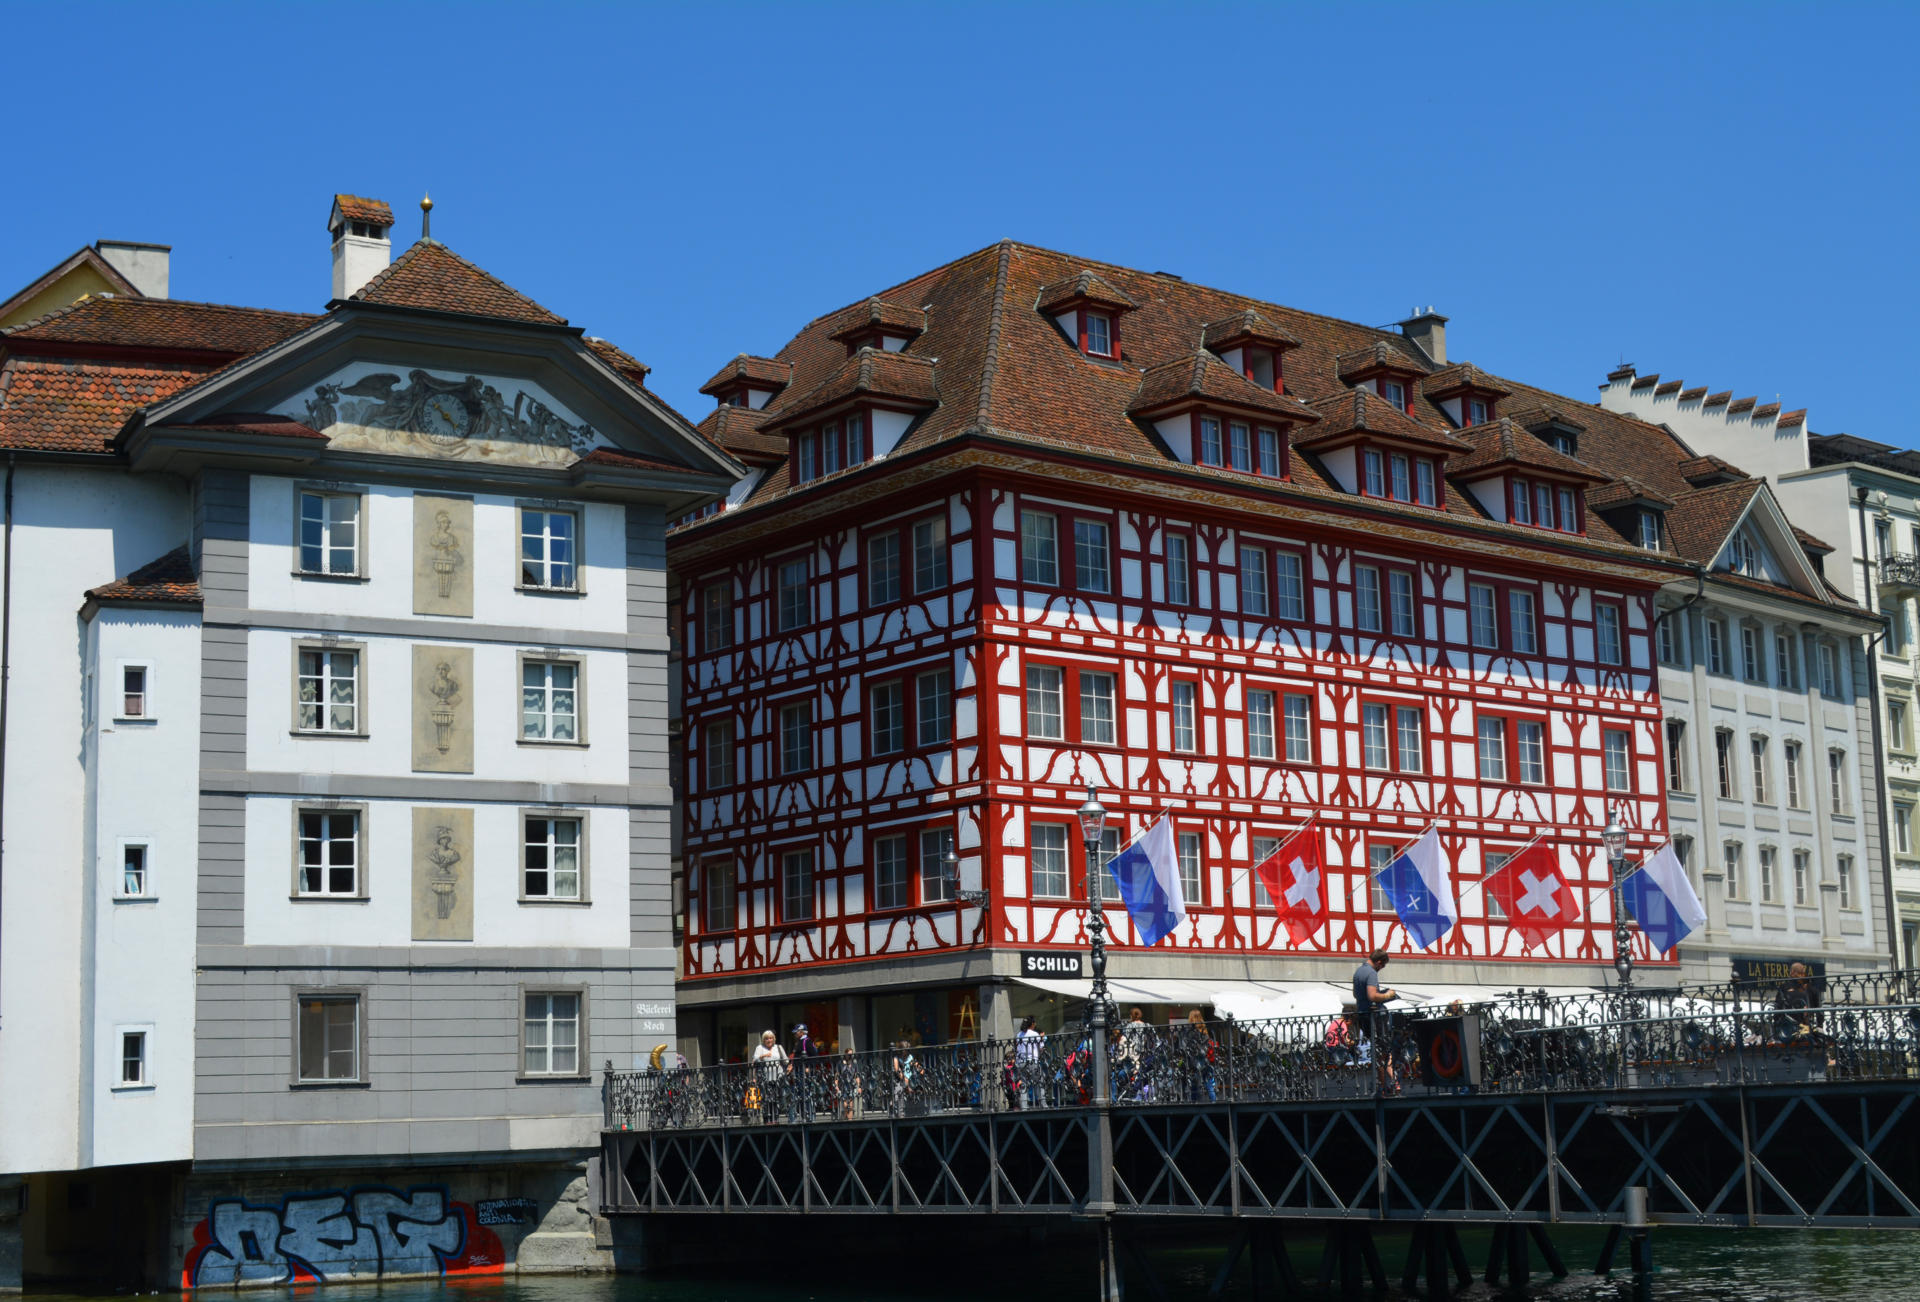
[420,192,433,242]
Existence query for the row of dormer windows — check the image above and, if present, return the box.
[1196,415,1286,477]
[1363,448,1441,507]
[791,411,867,484]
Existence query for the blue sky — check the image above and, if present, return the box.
[6,3,1915,442]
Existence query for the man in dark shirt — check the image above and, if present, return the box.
[1352,950,1398,1090]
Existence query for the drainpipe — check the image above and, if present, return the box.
[1855,486,1902,970]
[0,452,14,1028]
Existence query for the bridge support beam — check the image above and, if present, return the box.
[1094,1218,1122,1302]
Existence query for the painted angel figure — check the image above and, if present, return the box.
[428,661,461,753]
[428,511,463,598]
[427,825,462,920]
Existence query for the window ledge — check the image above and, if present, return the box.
[518,897,592,907]
[517,737,589,749]
[515,1075,592,1085]
[289,729,370,741]
[292,571,370,584]
[113,895,158,904]
[110,1083,154,1093]
[291,1080,371,1090]
[111,716,158,726]
[288,894,370,903]
[515,584,586,598]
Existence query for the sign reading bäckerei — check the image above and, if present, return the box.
[1019,951,1086,978]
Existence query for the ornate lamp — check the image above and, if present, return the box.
[1077,787,1114,1108]
[1603,806,1633,991]
[944,845,987,906]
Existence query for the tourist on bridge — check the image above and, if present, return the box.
[1184,1009,1218,1102]
[752,1030,789,1124]
[1353,951,1400,1093]
[1017,1015,1044,1107]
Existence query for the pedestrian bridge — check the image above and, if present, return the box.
[601,971,1920,1234]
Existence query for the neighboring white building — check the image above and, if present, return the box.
[1602,368,1910,970]
[0,196,739,1290]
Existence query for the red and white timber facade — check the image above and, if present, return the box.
[670,244,1689,1061]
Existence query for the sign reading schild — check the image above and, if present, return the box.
[1019,951,1085,979]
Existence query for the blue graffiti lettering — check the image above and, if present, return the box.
[188,1184,471,1286]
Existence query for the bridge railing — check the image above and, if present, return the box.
[605,977,1920,1131]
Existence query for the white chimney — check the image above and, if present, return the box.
[96,241,170,299]
[328,194,394,300]
[1398,306,1448,366]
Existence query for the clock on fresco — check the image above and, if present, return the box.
[420,391,471,443]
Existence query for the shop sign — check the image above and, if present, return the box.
[1730,955,1825,984]
[1019,951,1085,978]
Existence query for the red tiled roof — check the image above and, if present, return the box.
[827,298,928,344]
[1752,401,1780,420]
[1200,309,1301,353]
[585,336,652,386]
[1679,454,1748,486]
[1587,475,1677,510]
[167,412,326,440]
[1663,480,1760,566]
[1793,524,1834,554]
[1503,401,1587,434]
[0,356,214,452]
[3,295,317,355]
[1422,363,1511,401]
[1703,391,1732,408]
[699,353,792,397]
[1128,351,1320,422]
[85,544,199,607]
[332,195,394,227]
[764,348,938,431]
[1728,396,1757,415]
[1336,339,1427,381]
[577,446,691,473]
[1036,270,1136,315]
[696,405,786,460]
[1679,386,1707,402]
[1290,386,1465,454]
[349,240,567,325]
[1631,373,1659,390]
[1450,417,1610,482]
[1777,408,1807,429]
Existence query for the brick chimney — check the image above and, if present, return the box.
[1398,307,1448,366]
[329,194,394,300]
[96,241,170,298]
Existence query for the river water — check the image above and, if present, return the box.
[39,1227,1920,1302]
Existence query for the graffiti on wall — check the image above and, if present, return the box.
[182,1184,505,1288]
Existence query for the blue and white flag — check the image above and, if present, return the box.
[1375,827,1457,950]
[1105,816,1186,947]
[1618,843,1708,955]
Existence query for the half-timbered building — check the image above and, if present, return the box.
[670,244,1703,1061]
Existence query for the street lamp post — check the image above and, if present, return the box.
[942,845,987,907]
[1076,787,1118,1288]
[1604,806,1633,993]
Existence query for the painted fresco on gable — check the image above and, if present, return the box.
[298,368,598,467]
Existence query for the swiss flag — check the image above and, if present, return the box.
[1254,825,1326,946]
[1484,842,1581,950]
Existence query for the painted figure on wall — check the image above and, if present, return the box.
[428,825,462,921]
[427,511,462,599]
[427,662,460,753]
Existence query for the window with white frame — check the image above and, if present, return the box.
[1284,693,1313,762]
[875,835,911,910]
[1509,590,1538,654]
[522,991,581,1076]
[1476,717,1507,783]
[1166,535,1191,606]
[1758,846,1778,903]
[519,508,579,590]
[1716,729,1736,799]
[702,583,734,652]
[1595,603,1623,666]
[1774,632,1795,689]
[1603,729,1632,792]
[703,859,737,930]
[1838,854,1856,910]
[1171,681,1197,752]
[1818,643,1840,698]
[703,718,736,788]
[1741,626,1764,683]
[1031,824,1069,898]
[1793,849,1811,906]
[1026,666,1064,740]
[1389,570,1416,637]
[1247,690,1276,760]
[1785,740,1803,808]
[1276,552,1305,620]
[917,670,953,746]
[1637,510,1661,550]
[871,681,904,754]
[1896,802,1914,856]
[1230,421,1252,472]
[1829,749,1850,815]
[521,659,579,742]
[1396,705,1423,772]
[1469,584,1498,649]
[1665,720,1687,792]
[1199,416,1223,466]
[523,815,582,901]
[913,517,949,592]
[867,532,901,606]
[1240,546,1269,617]
[779,702,812,774]
[121,843,149,898]
[120,1031,146,1086]
[297,490,360,576]
[781,848,815,921]
[1723,842,1743,901]
[1177,831,1202,904]
[1482,851,1512,919]
[296,647,359,733]
[1020,510,1058,586]
[1362,703,1391,770]
[1657,618,1679,666]
[777,558,810,631]
[1355,565,1383,632]
[1081,672,1117,745]
[1750,736,1771,804]
[1706,619,1728,675]
[120,665,149,719]
[1516,720,1545,784]
[1891,700,1911,751]
[296,809,360,897]
[1367,843,1394,913]
[1252,835,1278,908]
[296,993,360,1082]
[1084,311,1112,357]
[920,827,957,904]
[1073,520,1111,593]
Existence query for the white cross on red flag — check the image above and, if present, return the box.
[1483,841,1581,950]
[1253,823,1326,946]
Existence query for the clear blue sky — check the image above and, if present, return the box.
[7,3,1915,443]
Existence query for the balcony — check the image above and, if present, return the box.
[1881,553,1920,598]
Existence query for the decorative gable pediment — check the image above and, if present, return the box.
[290,361,607,468]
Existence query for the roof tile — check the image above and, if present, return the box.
[85,544,199,607]
[349,240,566,325]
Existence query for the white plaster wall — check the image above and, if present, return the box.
[247,476,629,636]
[241,797,630,948]
[1601,376,1804,482]
[88,609,200,1167]
[871,411,915,460]
[1155,416,1194,464]
[0,465,188,1175]
[1320,446,1356,495]
[243,631,628,786]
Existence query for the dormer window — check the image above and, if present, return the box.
[1468,397,1492,426]
[1193,415,1289,479]
[1546,430,1576,455]
[1362,447,1440,507]
[1083,312,1113,358]
[1637,510,1662,550]
[1244,348,1277,391]
[790,411,869,485]
[1381,379,1409,412]
[1511,477,1582,534]
[1729,535,1760,576]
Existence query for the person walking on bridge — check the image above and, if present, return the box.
[1352,950,1400,1093]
